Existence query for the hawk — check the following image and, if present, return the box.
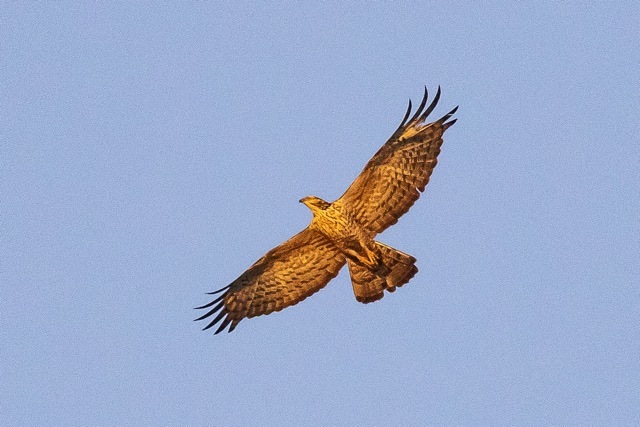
[196,87,457,334]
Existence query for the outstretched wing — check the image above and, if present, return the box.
[195,228,346,334]
[336,87,457,234]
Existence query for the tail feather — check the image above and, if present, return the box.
[348,242,418,303]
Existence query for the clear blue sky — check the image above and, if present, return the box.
[2,2,638,426]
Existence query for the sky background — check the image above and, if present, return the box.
[2,2,639,426]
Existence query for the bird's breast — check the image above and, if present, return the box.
[311,206,374,258]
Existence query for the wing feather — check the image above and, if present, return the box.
[195,228,346,333]
[336,87,457,234]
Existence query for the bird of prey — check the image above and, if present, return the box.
[196,87,457,334]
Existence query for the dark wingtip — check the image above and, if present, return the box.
[397,98,412,130]
[228,320,240,333]
[439,105,459,123]
[420,86,441,121]
[202,309,227,331]
[389,98,413,138]
[443,118,458,130]
[194,300,225,322]
[194,293,225,310]
[408,87,429,124]
[206,285,230,295]
[214,317,232,334]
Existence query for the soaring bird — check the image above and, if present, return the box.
[196,87,457,334]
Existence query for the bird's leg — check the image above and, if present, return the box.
[337,238,386,275]
[362,242,390,276]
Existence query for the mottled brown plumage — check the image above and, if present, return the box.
[196,87,457,333]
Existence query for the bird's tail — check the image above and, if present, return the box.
[348,242,418,303]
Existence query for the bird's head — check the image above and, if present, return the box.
[299,196,330,214]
